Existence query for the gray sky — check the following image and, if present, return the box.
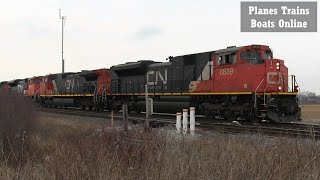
[0,0,319,93]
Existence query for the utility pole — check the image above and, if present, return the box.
[59,9,66,73]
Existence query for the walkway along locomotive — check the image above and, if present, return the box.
[1,45,301,123]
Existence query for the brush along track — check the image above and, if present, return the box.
[39,107,320,140]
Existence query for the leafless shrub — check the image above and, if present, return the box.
[0,91,35,165]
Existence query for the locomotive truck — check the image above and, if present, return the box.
[1,44,301,123]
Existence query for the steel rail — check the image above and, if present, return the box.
[39,108,320,140]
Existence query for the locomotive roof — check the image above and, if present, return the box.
[215,46,241,54]
[169,45,268,59]
[78,70,96,77]
[8,79,23,85]
[148,61,172,68]
[168,46,242,60]
[170,50,215,59]
[111,60,157,71]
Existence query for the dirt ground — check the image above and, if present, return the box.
[34,112,109,137]
[301,104,320,124]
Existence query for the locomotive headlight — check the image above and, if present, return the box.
[276,62,280,70]
[278,86,282,91]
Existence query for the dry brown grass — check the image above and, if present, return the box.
[302,104,320,123]
[2,101,320,179]
[1,128,320,179]
[34,112,104,137]
[0,92,35,166]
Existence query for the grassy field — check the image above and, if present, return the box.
[2,113,320,179]
[2,95,320,179]
[302,104,320,123]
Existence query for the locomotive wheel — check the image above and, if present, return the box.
[244,111,260,123]
[134,108,142,114]
[203,111,216,120]
[223,110,238,121]
[251,117,262,123]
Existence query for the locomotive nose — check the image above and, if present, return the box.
[265,59,287,92]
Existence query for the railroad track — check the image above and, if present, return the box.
[38,107,177,125]
[38,107,320,140]
[198,122,320,140]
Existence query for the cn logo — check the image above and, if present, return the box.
[267,72,282,85]
[147,69,168,85]
[65,79,75,90]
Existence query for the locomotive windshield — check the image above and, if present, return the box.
[240,51,260,60]
[263,51,273,59]
[240,51,265,64]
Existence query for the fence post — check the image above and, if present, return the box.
[182,109,188,134]
[148,98,153,115]
[190,107,195,135]
[111,110,114,127]
[122,104,128,131]
[145,84,150,130]
[176,112,182,133]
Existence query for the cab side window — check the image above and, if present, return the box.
[217,52,237,65]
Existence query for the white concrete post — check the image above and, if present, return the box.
[190,107,195,135]
[176,112,182,133]
[182,109,188,134]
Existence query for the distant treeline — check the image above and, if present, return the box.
[299,91,320,104]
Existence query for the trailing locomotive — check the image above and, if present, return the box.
[1,44,301,123]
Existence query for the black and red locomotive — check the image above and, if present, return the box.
[1,45,301,123]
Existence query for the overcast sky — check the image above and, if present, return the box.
[0,0,319,93]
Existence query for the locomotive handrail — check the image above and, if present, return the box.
[263,75,274,106]
[32,89,41,101]
[291,75,299,92]
[254,78,264,116]
[95,84,104,102]
[92,84,98,104]
[103,85,108,99]
[102,84,109,102]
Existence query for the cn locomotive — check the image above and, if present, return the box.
[1,45,301,123]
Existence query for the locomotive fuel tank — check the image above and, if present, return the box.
[53,98,75,107]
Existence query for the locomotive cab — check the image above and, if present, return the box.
[211,45,300,122]
[213,45,277,93]
[238,45,300,122]
[237,45,298,93]
[226,44,296,93]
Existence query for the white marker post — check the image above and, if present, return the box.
[176,112,182,133]
[190,107,195,135]
[182,109,188,134]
